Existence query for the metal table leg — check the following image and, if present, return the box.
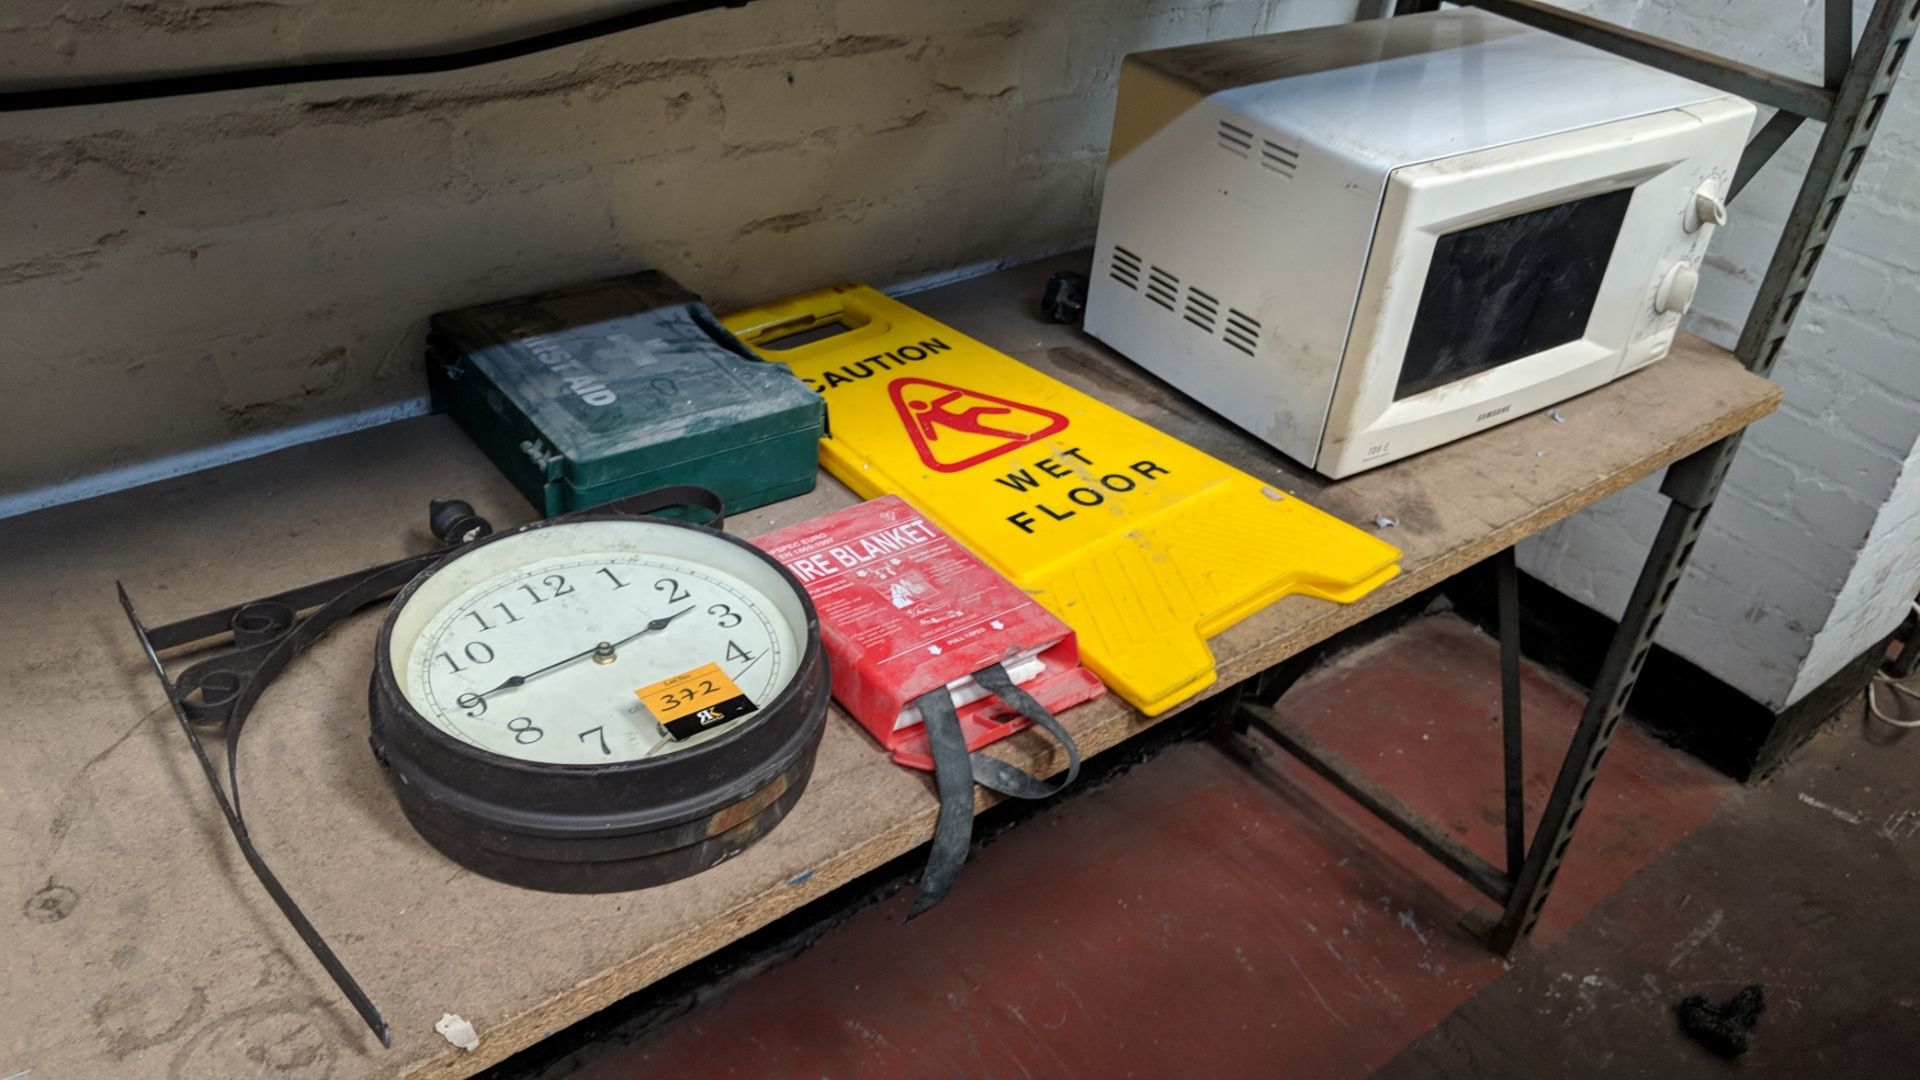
[1496,546,1526,878]
[1210,651,1314,765]
[1487,436,1736,948]
[1219,435,1739,953]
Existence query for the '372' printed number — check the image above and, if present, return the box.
[655,680,717,712]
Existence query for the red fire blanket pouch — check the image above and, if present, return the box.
[755,496,1103,912]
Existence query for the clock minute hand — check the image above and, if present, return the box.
[472,605,698,701]
[471,644,601,700]
[610,604,696,649]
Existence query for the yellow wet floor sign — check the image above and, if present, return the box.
[723,284,1400,715]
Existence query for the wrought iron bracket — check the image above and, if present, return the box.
[118,498,494,1046]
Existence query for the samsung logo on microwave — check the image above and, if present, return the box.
[1475,404,1512,423]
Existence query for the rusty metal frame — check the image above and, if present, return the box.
[1234,0,1918,953]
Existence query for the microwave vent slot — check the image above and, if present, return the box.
[1261,139,1299,177]
[1224,308,1260,356]
[1109,251,1244,353]
[1146,265,1180,311]
[1217,119,1253,157]
[1184,286,1218,332]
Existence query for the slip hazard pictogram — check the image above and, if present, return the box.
[888,377,1070,472]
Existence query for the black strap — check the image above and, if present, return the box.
[905,662,1082,919]
[909,682,977,920]
[592,485,725,530]
[969,664,1082,800]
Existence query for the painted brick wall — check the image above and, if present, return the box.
[1524,0,1920,710]
[0,0,1363,507]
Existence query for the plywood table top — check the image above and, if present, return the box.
[0,255,1778,1079]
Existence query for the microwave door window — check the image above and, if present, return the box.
[1396,187,1634,401]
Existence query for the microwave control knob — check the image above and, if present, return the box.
[1656,262,1700,315]
[1687,183,1728,233]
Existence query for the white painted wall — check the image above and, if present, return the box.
[1524,0,1920,710]
[1795,431,1920,700]
[0,0,1365,508]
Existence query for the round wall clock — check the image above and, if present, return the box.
[369,511,829,892]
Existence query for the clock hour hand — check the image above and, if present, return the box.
[469,606,697,701]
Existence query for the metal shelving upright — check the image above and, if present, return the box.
[1237,0,1920,951]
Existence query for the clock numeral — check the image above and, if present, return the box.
[655,577,691,605]
[709,603,743,629]
[726,640,757,664]
[507,717,543,744]
[456,692,487,717]
[578,726,611,756]
[519,574,576,605]
[438,641,495,674]
[597,567,630,590]
[464,602,521,632]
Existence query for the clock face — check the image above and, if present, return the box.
[386,518,806,765]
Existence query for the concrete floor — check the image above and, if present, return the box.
[517,614,1919,1078]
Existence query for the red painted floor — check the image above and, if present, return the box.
[563,615,1733,1079]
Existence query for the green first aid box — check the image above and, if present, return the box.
[428,271,825,518]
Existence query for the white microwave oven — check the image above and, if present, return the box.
[1084,10,1754,478]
